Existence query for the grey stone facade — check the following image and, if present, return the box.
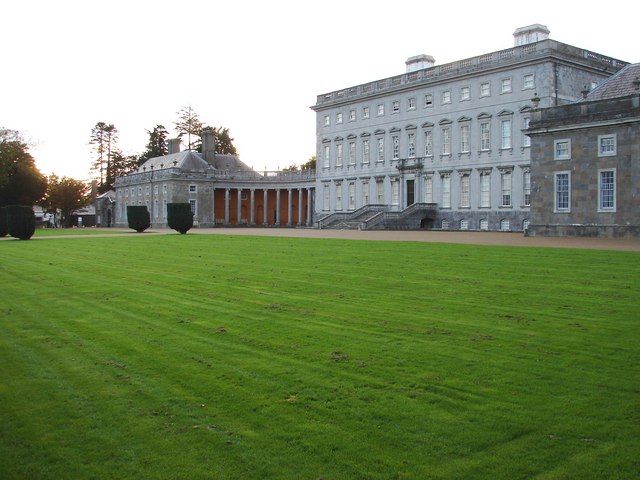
[526,65,640,238]
[311,26,627,231]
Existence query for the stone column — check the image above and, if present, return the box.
[263,189,268,226]
[306,188,312,226]
[250,189,255,226]
[297,189,303,226]
[224,188,230,225]
[237,189,242,225]
[287,189,293,227]
[276,189,281,226]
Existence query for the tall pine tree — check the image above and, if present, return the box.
[174,105,203,150]
[138,125,169,164]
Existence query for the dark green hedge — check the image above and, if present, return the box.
[6,205,35,240]
[167,203,193,234]
[127,206,150,232]
[0,206,7,237]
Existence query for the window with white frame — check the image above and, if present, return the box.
[480,172,491,207]
[500,219,510,231]
[500,171,512,207]
[323,184,330,210]
[163,184,167,194]
[523,170,531,206]
[362,139,370,164]
[501,119,512,149]
[441,219,450,229]
[460,219,469,230]
[376,179,384,203]
[154,199,158,218]
[442,91,451,104]
[348,182,356,210]
[349,110,356,122]
[189,199,197,215]
[146,186,150,195]
[424,94,433,107]
[554,139,571,160]
[480,82,490,97]
[598,169,616,211]
[377,137,384,161]
[336,112,343,124]
[336,144,343,166]
[598,134,616,157]
[408,97,416,110]
[460,124,470,153]
[424,176,433,203]
[523,117,531,147]
[424,130,433,156]
[442,127,451,155]
[523,74,534,90]
[460,174,470,207]
[480,218,488,230]
[392,135,399,160]
[324,145,330,167]
[392,100,400,113]
[501,78,512,93]
[324,115,330,126]
[138,187,142,195]
[335,183,343,210]
[154,185,158,194]
[363,106,370,119]
[391,179,399,205]
[555,172,570,212]
[480,122,491,150]
[522,219,529,231]
[441,174,451,208]
[349,142,356,164]
[408,133,415,158]
[189,184,197,193]
[460,86,470,101]
[377,104,384,116]
[362,181,369,205]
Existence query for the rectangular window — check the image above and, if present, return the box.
[163,184,167,194]
[442,91,451,104]
[336,144,343,166]
[362,139,370,164]
[460,86,470,100]
[501,171,512,207]
[336,183,343,210]
[598,134,616,157]
[460,124,470,153]
[154,199,158,218]
[480,122,491,150]
[460,219,469,230]
[362,181,369,205]
[376,180,384,203]
[377,138,384,161]
[555,172,570,212]
[408,97,416,110]
[442,127,451,155]
[501,78,512,93]
[324,145,330,167]
[480,82,490,97]
[554,139,571,160]
[523,74,534,90]
[323,184,330,210]
[349,142,356,164]
[138,187,142,195]
[348,182,356,210]
[154,185,158,194]
[349,109,356,122]
[189,184,197,193]
[189,199,197,215]
[377,104,384,116]
[599,169,616,211]
[424,176,433,203]
[480,172,490,207]
[163,200,167,219]
[424,94,433,107]
[424,130,433,156]
[336,112,343,124]
[523,117,531,147]
[441,175,451,208]
[460,174,470,207]
[523,170,531,206]
[391,179,399,205]
[363,106,370,118]
[408,133,415,158]
[392,100,400,113]
[392,135,399,160]
[501,119,512,149]
[324,115,330,126]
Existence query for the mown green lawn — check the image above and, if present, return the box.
[33,228,142,236]
[1,234,638,479]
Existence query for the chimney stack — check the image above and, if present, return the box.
[201,127,216,162]
[168,138,181,154]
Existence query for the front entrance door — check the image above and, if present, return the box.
[406,179,415,206]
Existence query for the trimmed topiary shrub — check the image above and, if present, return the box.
[127,206,151,232]
[6,205,36,240]
[167,203,193,234]
[0,206,7,237]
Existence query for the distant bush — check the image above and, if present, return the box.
[127,206,150,232]
[0,207,7,237]
[167,203,193,234]
[6,205,36,240]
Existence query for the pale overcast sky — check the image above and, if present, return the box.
[1,0,637,180]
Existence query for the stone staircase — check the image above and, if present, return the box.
[317,203,438,230]
[316,204,387,229]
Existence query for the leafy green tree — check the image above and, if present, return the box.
[192,125,238,156]
[138,125,169,164]
[0,128,47,206]
[41,174,89,227]
[107,150,138,187]
[281,164,299,172]
[301,155,316,170]
[174,105,203,150]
